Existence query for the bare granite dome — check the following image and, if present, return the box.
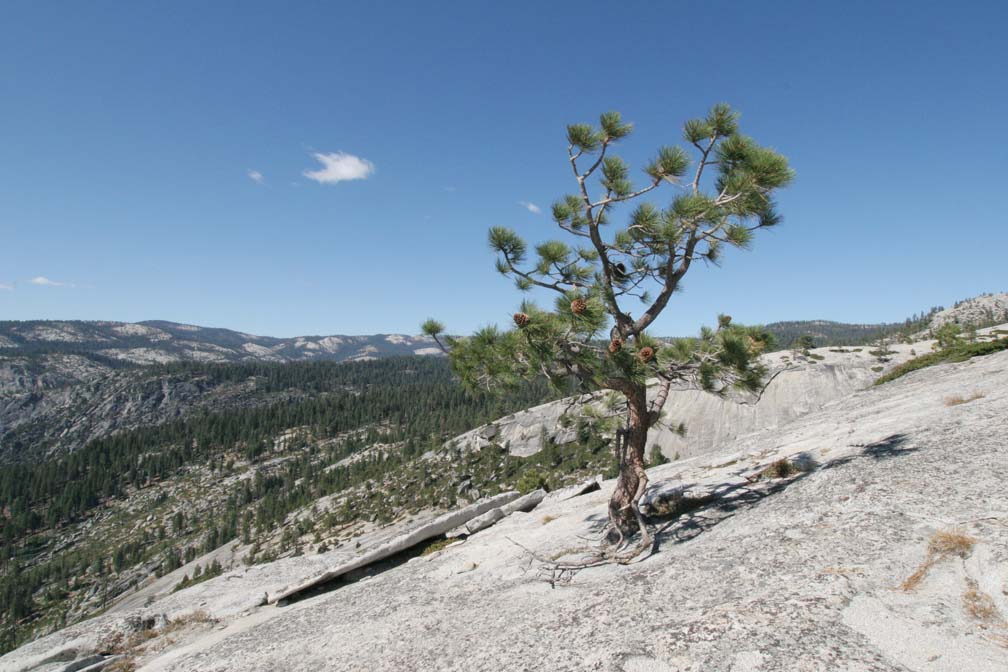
[4,331,1006,672]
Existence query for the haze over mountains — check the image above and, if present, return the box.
[0,320,442,365]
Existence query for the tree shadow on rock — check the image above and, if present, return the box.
[566,434,919,566]
[649,475,807,551]
[820,433,918,472]
[862,433,917,460]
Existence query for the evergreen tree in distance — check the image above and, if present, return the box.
[424,105,793,559]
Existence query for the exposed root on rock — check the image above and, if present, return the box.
[506,525,655,588]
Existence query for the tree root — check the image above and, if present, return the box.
[506,512,655,588]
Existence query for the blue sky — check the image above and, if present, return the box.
[2,1,1006,337]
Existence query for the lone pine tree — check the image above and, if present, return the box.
[424,104,793,557]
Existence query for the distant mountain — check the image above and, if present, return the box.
[0,320,443,365]
[0,320,444,463]
[760,319,898,349]
[757,292,1008,349]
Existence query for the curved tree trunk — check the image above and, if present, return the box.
[607,383,650,542]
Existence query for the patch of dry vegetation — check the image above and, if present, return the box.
[901,529,976,591]
[759,458,799,480]
[963,581,998,622]
[962,578,1008,648]
[99,610,217,671]
[944,390,985,406]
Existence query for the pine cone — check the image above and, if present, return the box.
[637,346,655,363]
[570,298,588,315]
[513,312,530,328]
[608,338,623,354]
[718,314,732,328]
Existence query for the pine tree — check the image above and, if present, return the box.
[424,105,792,556]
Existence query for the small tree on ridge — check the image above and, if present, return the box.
[424,105,793,558]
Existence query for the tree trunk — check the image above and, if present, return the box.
[607,383,650,542]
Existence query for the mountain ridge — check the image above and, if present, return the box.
[6,289,1004,366]
[0,320,442,365]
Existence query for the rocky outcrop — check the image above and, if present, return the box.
[446,489,547,538]
[926,292,1008,331]
[452,338,934,461]
[266,491,523,605]
[0,365,271,462]
[5,343,1006,672]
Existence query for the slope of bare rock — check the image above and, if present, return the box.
[112,347,1004,672]
[0,494,525,672]
[453,336,937,461]
[926,293,1008,330]
[3,342,1003,671]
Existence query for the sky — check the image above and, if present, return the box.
[2,1,1006,337]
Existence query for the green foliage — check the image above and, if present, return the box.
[759,458,799,480]
[171,559,222,593]
[418,537,455,557]
[648,444,669,466]
[874,337,1008,386]
[420,319,445,338]
[791,334,816,351]
[434,105,792,407]
[932,323,964,350]
[516,470,548,494]
[566,123,601,152]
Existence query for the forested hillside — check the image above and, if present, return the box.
[0,356,578,653]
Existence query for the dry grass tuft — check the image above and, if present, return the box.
[162,609,214,635]
[962,578,1008,647]
[901,529,976,591]
[900,557,936,592]
[540,515,557,525]
[97,610,218,670]
[928,530,976,558]
[963,585,998,622]
[105,658,137,672]
[944,390,985,406]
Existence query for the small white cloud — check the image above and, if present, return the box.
[0,283,13,291]
[519,201,542,214]
[31,276,73,287]
[247,169,265,184]
[303,151,375,184]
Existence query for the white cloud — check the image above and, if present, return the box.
[0,283,13,291]
[519,201,542,214]
[247,169,265,184]
[303,151,375,184]
[31,276,73,287]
